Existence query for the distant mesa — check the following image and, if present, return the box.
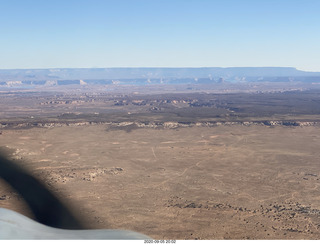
[1,67,320,87]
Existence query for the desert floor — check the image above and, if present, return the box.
[1,124,320,239]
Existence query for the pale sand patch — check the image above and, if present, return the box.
[196,140,210,143]
[19,137,31,140]
[131,141,148,144]
[161,141,182,144]
[210,135,218,138]
[70,153,79,157]
[36,166,70,170]
[38,159,51,162]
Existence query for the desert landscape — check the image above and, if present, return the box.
[2,0,320,239]
[1,88,320,239]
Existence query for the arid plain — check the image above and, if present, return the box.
[1,89,320,239]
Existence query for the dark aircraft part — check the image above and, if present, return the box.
[0,154,84,229]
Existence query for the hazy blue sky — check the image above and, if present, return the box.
[0,0,319,71]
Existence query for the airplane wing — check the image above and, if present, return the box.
[0,208,151,240]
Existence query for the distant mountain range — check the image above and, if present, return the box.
[1,67,320,86]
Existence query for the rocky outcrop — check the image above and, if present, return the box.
[1,120,319,130]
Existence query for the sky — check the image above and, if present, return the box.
[0,0,319,71]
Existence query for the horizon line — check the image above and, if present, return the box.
[0,66,308,70]
[0,66,319,73]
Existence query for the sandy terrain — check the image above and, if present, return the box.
[1,124,320,239]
